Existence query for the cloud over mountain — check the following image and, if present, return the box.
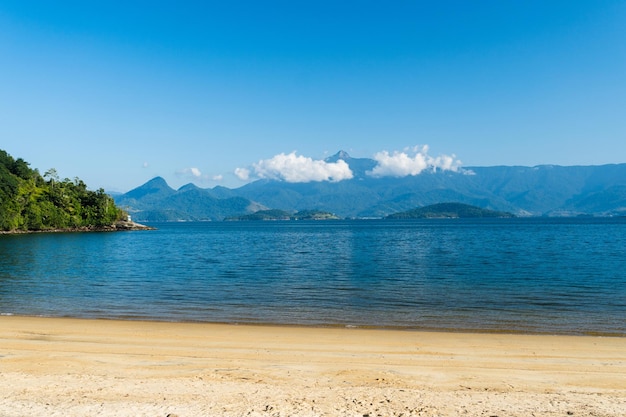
[234,146,462,184]
[236,152,353,183]
[368,146,462,177]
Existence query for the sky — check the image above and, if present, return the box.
[1,1,625,192]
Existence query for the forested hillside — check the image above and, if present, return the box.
[0,150,127,231]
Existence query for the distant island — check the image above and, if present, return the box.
[225,204,513,221]
[225,209,340,221]
[385,203,515,219]
[0,149,149,232]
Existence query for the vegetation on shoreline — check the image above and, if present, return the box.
[0,150,127,231]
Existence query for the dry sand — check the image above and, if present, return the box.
[1,316,625,416]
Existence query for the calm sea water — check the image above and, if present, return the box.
[1,218,625,335]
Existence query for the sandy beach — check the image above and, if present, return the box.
[1,316,625,416]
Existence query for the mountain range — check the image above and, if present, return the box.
[114,151,626,221]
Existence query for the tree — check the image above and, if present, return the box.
[0,149,127,231]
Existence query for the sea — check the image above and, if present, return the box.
[1,218,625,335]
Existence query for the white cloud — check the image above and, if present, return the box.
[176,167,224,183]
[368,145,462,177]
[234,167,250,181]
[177,167,202,178]
[237,152,353,183]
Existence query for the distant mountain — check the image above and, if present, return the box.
[115,151,626,220]
[324,150,377,177]
[386,203,515,219]
[234,152,626,217]
[118,176,175,207]
[115,177,265,221]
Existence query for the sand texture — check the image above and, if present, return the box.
[1,316,625,416]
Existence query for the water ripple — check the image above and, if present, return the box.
[1,218,625,335]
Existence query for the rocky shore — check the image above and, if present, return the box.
[108,220,156,231]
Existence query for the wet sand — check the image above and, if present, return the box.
[1,316,625,416]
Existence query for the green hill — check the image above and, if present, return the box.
[0,150,127,231]
[386,202,515,219]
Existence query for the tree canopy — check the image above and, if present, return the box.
[0,149,127,231]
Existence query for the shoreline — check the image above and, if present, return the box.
[0,220,155,234]
[3,313,625,338]
[2,315,625,416]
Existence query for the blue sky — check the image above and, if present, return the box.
[1,1,625,192]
